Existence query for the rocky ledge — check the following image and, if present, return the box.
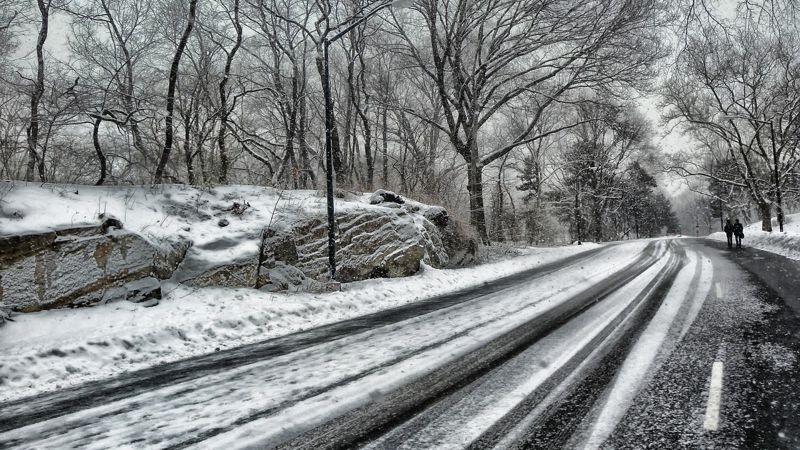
[0,189,476,317]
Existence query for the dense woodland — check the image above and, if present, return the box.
[1,0,797,243]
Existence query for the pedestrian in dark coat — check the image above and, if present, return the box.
[733,219,744,248]
[724,219,734,248]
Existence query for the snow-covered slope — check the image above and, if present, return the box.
[707,213,800,260]
[1,181,386,266]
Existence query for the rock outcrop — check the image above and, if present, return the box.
[0,188,476,314]
[0,222,189,313]
[178,198,475,289]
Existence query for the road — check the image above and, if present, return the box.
[0,238,798,449]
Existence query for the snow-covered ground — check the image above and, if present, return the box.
[0,236,599,403]
[707,213,800,260]
[0,241,652,449]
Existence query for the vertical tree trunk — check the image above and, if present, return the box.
[154,0,198,184]
[593,199,603,242]
[381,104,388,186]
[101,0,150,169]
[92,115,107,185]
[314,52,343,187]
[26,0,49,182]
[182,104,195,184]
[466,157,489,244]
[297,93,314,188]
[758,202,772,232]
[216,0,242,184]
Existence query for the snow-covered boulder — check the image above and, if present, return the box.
[423,206,449,228]
[368,189,405,205]
[1,226,148,312]
[238,208,450,284]
[0,222,189,313]
[0,183,477,302]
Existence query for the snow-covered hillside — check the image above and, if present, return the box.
[0,181,418,266]
[708,213,800,260]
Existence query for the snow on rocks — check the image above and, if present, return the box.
[0,182,477,315]
[0,224,174,313]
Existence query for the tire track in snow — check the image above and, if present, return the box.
[577,246,712,450]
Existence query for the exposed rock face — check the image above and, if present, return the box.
[0,225,189,313]
[423,206,449,228]
[439,219,478,267]
[258,208,455,284]
[1,190,477,312]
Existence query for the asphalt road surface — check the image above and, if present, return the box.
[0,238,798,449]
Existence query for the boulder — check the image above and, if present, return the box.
[259,263,313,293]
[423,206,449,228]
[0,221,191,313]
[181,257,260,288]
[123,277,162,303]
[152,239,192,280]
[368,189,405,205]
[260,209,447,284]
[0,225,159,312]
[440,220,478,266]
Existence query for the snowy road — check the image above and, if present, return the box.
[1,238,798,449]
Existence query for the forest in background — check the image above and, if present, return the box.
[6,0,798,244]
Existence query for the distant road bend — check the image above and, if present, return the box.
[1,238,797,449]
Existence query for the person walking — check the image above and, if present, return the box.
[724,219,734,248]
[733,219,744,248]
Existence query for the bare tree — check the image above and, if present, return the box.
[391,0,664,242]
[662,7,800,231]
[154,0,198,183]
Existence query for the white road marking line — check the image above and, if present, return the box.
[715,282,723,298]
[703,361,724,431]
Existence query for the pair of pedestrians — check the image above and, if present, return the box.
[723,219,744,248]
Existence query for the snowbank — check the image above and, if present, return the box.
[0,241,598,402]
[707,213,800,260]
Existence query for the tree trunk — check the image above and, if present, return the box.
[26,0,49,182]
[182,107,195,185]
[315,51,344,187]
[297,94,314,188]
[593,199,603,242]
[101,0,151,170]
[466,158,489,244]
[216,0,242,184]
[154,0,198,184]
[382,105,388,186]
[92,115,107,185]
[758,202,772,232]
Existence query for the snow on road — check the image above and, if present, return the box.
[0,242,650,449]
[707,213,800,260]
[578,247,713,449]
[365,242,675,450]
[0,241,598,403]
